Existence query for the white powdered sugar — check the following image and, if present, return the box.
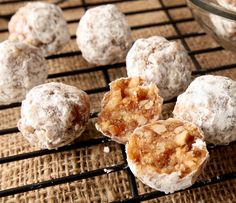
[76,4,132,65]
[192,139,207,150]
[103,146,110,153]
[126,36,192,101]
[210,0,236,42]
[210,14,236,41]
[0,40,48,105]
[173,75,236,145]
[18,82,90,149]
[217,0,236,12]
[8,2,70,56]
[128,160,206,194]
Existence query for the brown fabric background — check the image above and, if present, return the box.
[0,0,235,202]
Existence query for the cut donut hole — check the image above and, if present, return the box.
[126,118,209,193]
[95,77,163,144]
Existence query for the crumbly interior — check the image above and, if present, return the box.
[128,119,207,177]
[96,77,163,143]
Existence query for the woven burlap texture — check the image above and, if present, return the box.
[0,0,236,202]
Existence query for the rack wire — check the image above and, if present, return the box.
[0,0,235,202]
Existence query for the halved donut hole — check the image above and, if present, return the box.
[96,77,163,144]
[127,118,208,178]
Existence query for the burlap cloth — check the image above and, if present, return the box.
[0,0,235,202]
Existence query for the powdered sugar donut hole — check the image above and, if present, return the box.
[173,75,236,145]
[209,0,236,43]
[0,40,48,105]
[8,2,70,56]
[126,36,192,101]
[18,82,90,149]
[76,4,133,65]
[95,77,163,144]
[126,118,209,194]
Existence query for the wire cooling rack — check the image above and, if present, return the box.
[0,0,235,202]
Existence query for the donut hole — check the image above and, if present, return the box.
[76,4,132,65]
[18,82,90,149]
[96,77,163,143]
[126,36,192,101]
[128,119,207,177]
[8,2,70,56]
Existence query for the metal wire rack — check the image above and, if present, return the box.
[0,0,235,202]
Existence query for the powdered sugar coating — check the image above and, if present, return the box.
[173,75,236,145]
[210,14,236,42]
[76,4,132,65]
[210,0,236,42]
[8,2,70,56]
[128,157,208,194]
[18,82,90,149]
[217,0,236,11]
[0,40,48,105]
[126,118,209,194]
[126,36,192,101]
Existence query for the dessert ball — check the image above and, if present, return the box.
[126,36,192,101]
[173,75,236,145]
[217,0,236,12]
[18,82,90,149]
[0,40,48,105]
[210,14,236,42]
[95,77,163,144]
[9,2,70,56]
[76,4,132,65]
[126,118,209,194]
[210,0,236,42]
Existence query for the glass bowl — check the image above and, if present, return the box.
[187,0,236,52]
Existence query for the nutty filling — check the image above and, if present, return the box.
[96,77,162,142]
[128,120,207,178]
